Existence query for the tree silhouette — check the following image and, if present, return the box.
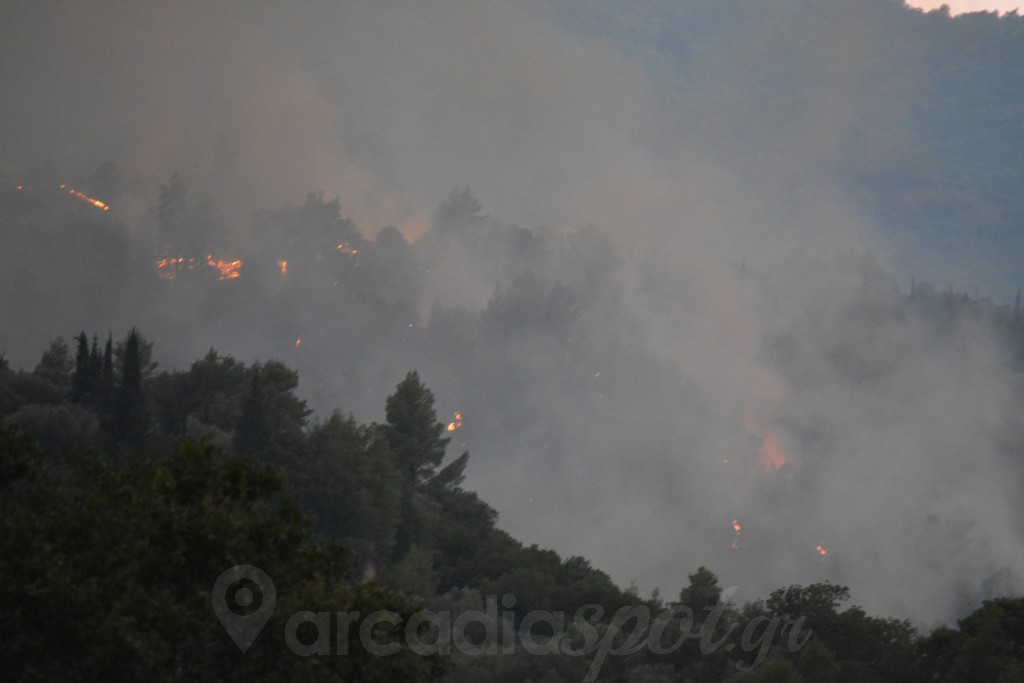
[115,328,147,451]
[71,332,93,403]
[385,370,449,485]
[234,366,271,457]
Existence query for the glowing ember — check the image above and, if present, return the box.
[446,411,463,432]
[278,260,288,276]
[16,184,23,190]
[156,258,179,280]
[731,519,742,549]
[156,255,242,281]
[155,257,199,280]
[62,184,110,211]
[816,545,828,557]
[206,255,242,280]
[294,338,302,348]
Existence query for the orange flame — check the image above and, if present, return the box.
[62,184,110,211]
[156,255,242,281]
[816,545,828,557]
[206,255,242,280]
[337,242,358,255]
[156,258,179,280]
[278,260,288,276]
[446,411,463,432]
[731,519,742,549]
[294,338,302,348]
[155,257,199,280]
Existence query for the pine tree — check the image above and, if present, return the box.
[433,187,485,235]
[679,566,723,621]
[385,371,449,485]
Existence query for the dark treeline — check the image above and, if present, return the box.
[2,334,1023,681]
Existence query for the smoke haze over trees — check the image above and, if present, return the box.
[2,0,1024,657]
[4,337,1024,680]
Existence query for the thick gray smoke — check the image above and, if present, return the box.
[2,0,1022,625]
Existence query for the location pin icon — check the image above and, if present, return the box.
[212,565,276,652]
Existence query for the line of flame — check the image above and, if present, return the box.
[60,184,110,211]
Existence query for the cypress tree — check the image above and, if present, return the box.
[99,334,116,424]
[89,335,102,395]
[102,335,114,383]
[71,332,91,403]
[116,328,147,451]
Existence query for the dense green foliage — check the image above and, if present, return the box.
[0,432,443,682]
[2,333,1023,680]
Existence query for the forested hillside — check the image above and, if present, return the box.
[3,1,1024,679]
[3,335,1024,681]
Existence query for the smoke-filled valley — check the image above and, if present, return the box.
[2,1,1024,680]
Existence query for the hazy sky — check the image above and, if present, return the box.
[906,0,1021,13]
